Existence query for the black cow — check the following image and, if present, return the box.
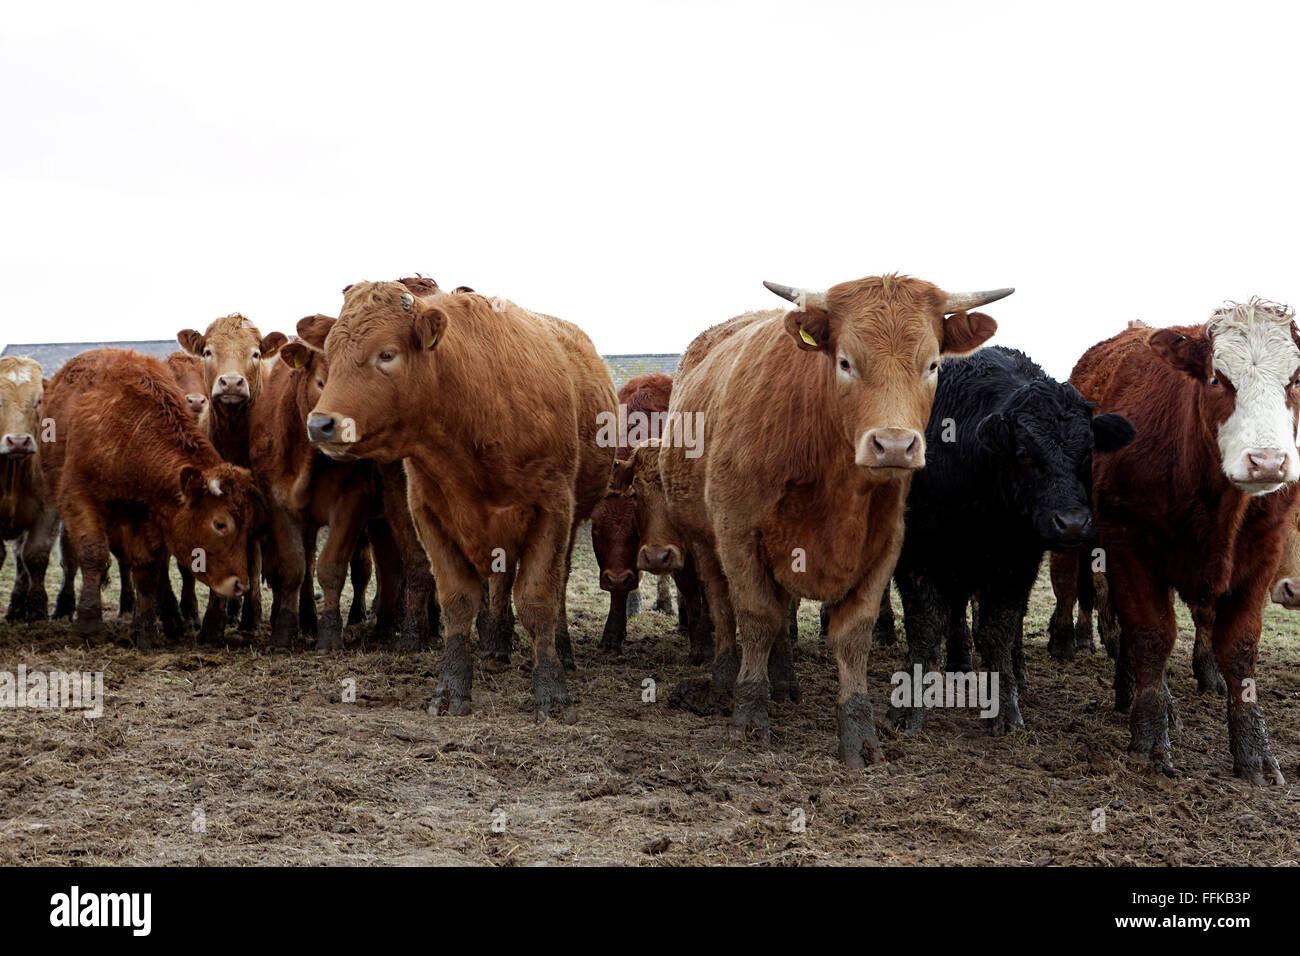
[888,346,1135,735]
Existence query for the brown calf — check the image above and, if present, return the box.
[41,349,260,649]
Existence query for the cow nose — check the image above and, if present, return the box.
[637,546,674,574]
[1246,448,1288,482]
[232,579,248,597]
[307,413,336,443]
[1052,508,1091,542]
[860,428,923,469]
[1272,577,1300,608]
[0,433,36,456]
[601,569,637,592]
[186,393,208,414]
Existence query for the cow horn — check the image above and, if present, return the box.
[942,288,1015,314]
[763,281,828,312]
[400,292,415,311]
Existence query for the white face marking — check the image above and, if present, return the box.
[1210,301,1300,494]
[208,478,224,497]
[4,366,34,384]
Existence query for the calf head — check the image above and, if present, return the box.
[976,381,1135,548]
[0,357,46,460]
[165,352,209,420]
[608,441,686,575]
[178,313,287,407]
[591,466,640,595]
[764,275,1008,477]
[171,463,260,598]
[1148,299,1300,495]
[281,321,334,428]
[1270,518,1300,608]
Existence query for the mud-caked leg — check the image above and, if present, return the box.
[890,569,949,733]
[826,578,889,769]
[1190,604,1227,695]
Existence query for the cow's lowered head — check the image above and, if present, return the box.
[170,462,260,598]
[764,275,1009,477]
[0,357,46,460]
[178,313,286,407]
[1147,299,1300,495]
[976,380,1135,548]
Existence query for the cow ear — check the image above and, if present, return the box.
[178,329,205,357]
[280,342,313,370]
[783,305,834,352]
[941,311,997,356]
[975,412,1010,453]
[178,465,206,504]
[1092,412,1136,453]
[296,315,335,350]
[411,300,448,350]
[608,458,634,493]
[1147,329,1209,380]
[259,332,288,358]
[1290,320,1300,352]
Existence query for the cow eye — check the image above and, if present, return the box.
[252,350,260,360]
[213,519,227,533]
[203,348,213,359]
[838,357,851,372]
[929,361,940,373]
[378,351,395,364]
[1209,376,1219,386]
[316,378,325,389]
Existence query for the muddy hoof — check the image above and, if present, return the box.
[533,657,574,723]
[480,652,511,673]
[730,680,772,745]
[838,693,884,768]
[315,617,344,652]
[887,704,925,735]
[711,647,739,696]
[1233,755,1285,787]
[74,614,104,638]
[428,687,472,717]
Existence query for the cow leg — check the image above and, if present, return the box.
[477,568,517,670]
[1108,553,1177,774]
[2,540,20,622]
[178,566,200,630]
[691,545,736,694]
[947,598,974,672]
[555,524,578,671]
[653,574,673,615]
[20,509,57,622]
[973,586,1030,737]
[66,511,109,638]
[767,597,801,704]
[266,511,307,654]
[891,569,950,734]
[1214,587,1283,785]
[365,520,403,644]
[52,525,76,620]
[155,562,185,641]
[299,526,319,638]
[1047,548,1080,660]
[1095,570,1120,659]
[626,586,641,618]
[316,504,367,652]
[347,536,373,626]
[377,464,436,652]
[1190,604,1227,695]
[825,569,891,769]
[514,508,574,722]
[197,587,227,645]
[128,558,165,651]
[599,589,631,655]
[237,539,262,633]
[117,554,135,618]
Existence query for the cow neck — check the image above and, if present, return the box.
[207,399,252,467]
[0,455,40,523]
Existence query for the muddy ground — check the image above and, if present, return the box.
[1,532,1298,866]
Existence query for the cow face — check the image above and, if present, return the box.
[165,352,209,420]
[976,382,1136,548]
[591,468,640,595]
[280,327,332,425]
[0,357,45,460]
[766,276,1006,478]
[304,281,445,462]
[611,442,686,575]
[170,463,259,598]
[178,314,286,407]
[1148,300,1300,495]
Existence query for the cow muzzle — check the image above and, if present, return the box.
[185,393,209,416]
[637,544,683,574]
[1229,446,1292,493]
[1272,576,1300,609]
[211,576,248,599]
[307,413,342,444]
[600,569,638,593]
[0,433,36,458]
[213,374,250,404]
[856,427,924,470]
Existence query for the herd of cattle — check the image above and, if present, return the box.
[2,273,1299,786]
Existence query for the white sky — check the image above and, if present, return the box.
[3,0,1299,378]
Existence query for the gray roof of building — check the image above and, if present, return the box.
[1,341,681,389]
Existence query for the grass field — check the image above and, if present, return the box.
[1,530,1298,866]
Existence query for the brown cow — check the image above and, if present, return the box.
[41,349,260,649]
[253,322,434,653]
[658,275,1008,766]
[1064,300,1300,784]
[590,373,678,653]
[0,358,59,623]
[177,313,286,640]
[304,281,617,721]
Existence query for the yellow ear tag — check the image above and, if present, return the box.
[798,326,818,347]
[428,331,438,347]
[289,354,304,369]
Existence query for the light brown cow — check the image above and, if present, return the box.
[658,275,1008,766]
[0,357,59,623]
[41,349,260,648]
[304,281,617,721]
[177,313,286,640]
